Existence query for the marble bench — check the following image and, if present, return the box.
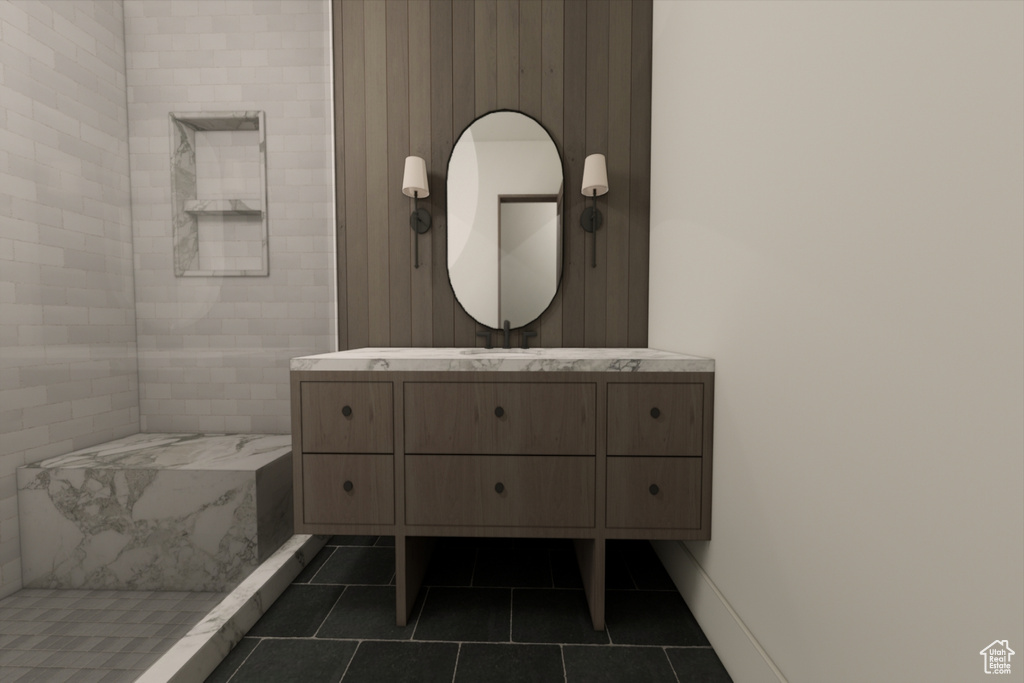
[17,433,293,592]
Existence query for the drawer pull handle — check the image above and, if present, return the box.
[649,484,659,496]
[494,482,505,494]
[342,405,353,417]
[650,407,661,419]
[343,480,354,492]
[494,406,505,418]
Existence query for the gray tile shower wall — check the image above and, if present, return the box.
[0,0,139,598]
[2,0,336,599]
[123,0,335,434]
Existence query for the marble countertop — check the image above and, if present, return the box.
[290,347,714,373]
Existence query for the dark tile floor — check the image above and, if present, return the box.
[205,536,732,683]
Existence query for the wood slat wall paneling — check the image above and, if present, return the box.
[562,0,588,347]
[628,0,652,348]
[584,0,609,347]
[332,0,652,351]
[386,0,412,347]
[475,0,498,115]
[364,1,391,344]
[606,0,631,347]
[409,0,433,345]
[332,3,348,351]
[341,0,368,349]
[538,0,564,349]
[518,0,542,118]
[430,0,455,346]
[496,0,520,111]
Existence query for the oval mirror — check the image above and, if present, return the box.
[447,111,563,330]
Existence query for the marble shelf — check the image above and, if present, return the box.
[290,347,715,373]
[184,199,262,216]
[171,111,268,277]
[17,433,292,592]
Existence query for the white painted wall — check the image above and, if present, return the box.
[648,2,1023,682]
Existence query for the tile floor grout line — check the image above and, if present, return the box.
[409,587,430,642]
[560,643,568,683]
[336,639,359,682]
[508,588,514,643]
[300,581,411,587]
[450,642,462,683]
[312,585,348,640]
[663,646,683,683]
[257,634,710,649]
[305,546,338,584]
[222,637,261,683]
[405,582,429,636]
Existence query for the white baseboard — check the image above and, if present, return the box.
[652,540,787,683]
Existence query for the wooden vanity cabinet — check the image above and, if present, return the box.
[302,453,394,525]
[291,369,714,630]
[405,455,595,527]
[404,382,596,455]
[300,381,394,453]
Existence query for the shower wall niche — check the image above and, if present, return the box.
[170,111,269,276]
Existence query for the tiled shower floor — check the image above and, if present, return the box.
[206,536,732,683]
[0,588,225,682]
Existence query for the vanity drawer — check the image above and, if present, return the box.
[607,383,703,456]
[606,457,701,529]
[300,382,393,453]
[405,455,595,527]
[404,382,596,455]
[302,454,394,525]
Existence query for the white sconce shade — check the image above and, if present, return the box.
[403,155,431,269]
[402,156,430,198]
[580,153,608,197]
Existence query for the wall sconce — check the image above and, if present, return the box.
[403,155,431,268]
[580,153,608,268]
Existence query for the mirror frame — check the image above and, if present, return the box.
[445,109,565,333]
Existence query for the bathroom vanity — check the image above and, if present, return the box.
[289,347,714,629]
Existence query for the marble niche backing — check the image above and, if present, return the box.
[170,111,269,276]
[17,434,293,592]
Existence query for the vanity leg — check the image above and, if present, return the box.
[573,538,605,630]
[395,535,435,626]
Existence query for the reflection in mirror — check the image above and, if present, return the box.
[499,197,560,326]
[448,111,563,330]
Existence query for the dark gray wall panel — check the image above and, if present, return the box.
[333,0,652,349]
